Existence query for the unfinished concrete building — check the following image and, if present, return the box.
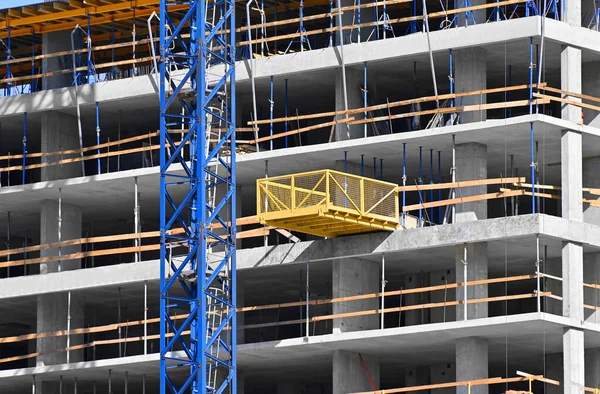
[1,0,600,393]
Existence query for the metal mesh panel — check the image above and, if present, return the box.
[294,173,327,209]
[259,177,291,214]
[364,181,396,218]
[329,172,361,211]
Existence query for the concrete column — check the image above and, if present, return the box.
[455,243,488,321]
[455,143,487,222]
[560,42,585,392]
[332,350,379,393]
[332,257,379,332]
[335,67,364,141]
[42,31,73,90]
[41,112,83,181]
[561,46,582,124]
[431,363,455,394]
[404,273,430,326]
[454,48,486,124]
[455,337,488,394]
[562,0,582,26]
[429,269,456,323]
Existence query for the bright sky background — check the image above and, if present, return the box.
[0,0,48,9]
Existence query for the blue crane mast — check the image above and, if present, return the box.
[159,0,237,392]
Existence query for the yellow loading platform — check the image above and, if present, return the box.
[257,169,410,238]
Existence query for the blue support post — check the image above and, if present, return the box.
[437,151,442,224]
[159,0,237,392]
[373,157,377,179]
[361,154,365,176]
[111,20,116,80]
[285,78,289,148]
[363,62,367,138]
[429,149,434,224]
[535,44,539,113]
[22,113,27,185]
[329,0,334,46]
[402,143,406,227]
[31,32,36,93]
[95,102,101,174]
[529,38,533,114]
[530,122,536,213]
[87,14,93,83]
[344,151,348,173]
[6,26,11,96]
[357,0,361,42]
[407,0,418,33]
[269,76,274,150]
[418,146,423,227]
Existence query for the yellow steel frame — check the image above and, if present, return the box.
[257,169,401,238]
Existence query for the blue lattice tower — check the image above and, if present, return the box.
[159,0,237,392]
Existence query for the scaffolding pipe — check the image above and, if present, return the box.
[358,0,361,42]
[74,378,78,394]
[125,371,128,394]
[510,155,515,215]
[451,135,456,223]
[246,0,261,152]
[6,211,10,278]
[60,376,63,394]
[58,189,62,272]
[381,254,386,329]
[422,0,440,109]
[305,262,310,337]
[118,287,122,357]
[285,79,289,148]
[336,0,351,139]
[147,12,160,85]
[134,177,140,262]
[463,243,468,321]
[269,76,274,150]
[264,160,269,248]
[363,62,368,138]
[108,370,112,394]
[402,143,406,227]
[96,102,101,174]
[87,14,93,82]
[22,112,27,185]
[419,146,423,227]
[143,375,146,394]
[71,25,86,176]
[144,280,148,354]
[31,32,35,92]
[437,151,442,224]
[429,149,434,223]
[66,291,71,363]
[536,235,541,312]
[31,375,35,394]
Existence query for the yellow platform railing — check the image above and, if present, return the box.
[257,169,400,237]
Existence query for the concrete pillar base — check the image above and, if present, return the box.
[456,337,488,394]
[333,350,379,393]
[332,257,379,332]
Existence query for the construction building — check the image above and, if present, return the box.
[1,0,600,393]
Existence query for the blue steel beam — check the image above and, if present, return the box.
[160,0,237,393]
